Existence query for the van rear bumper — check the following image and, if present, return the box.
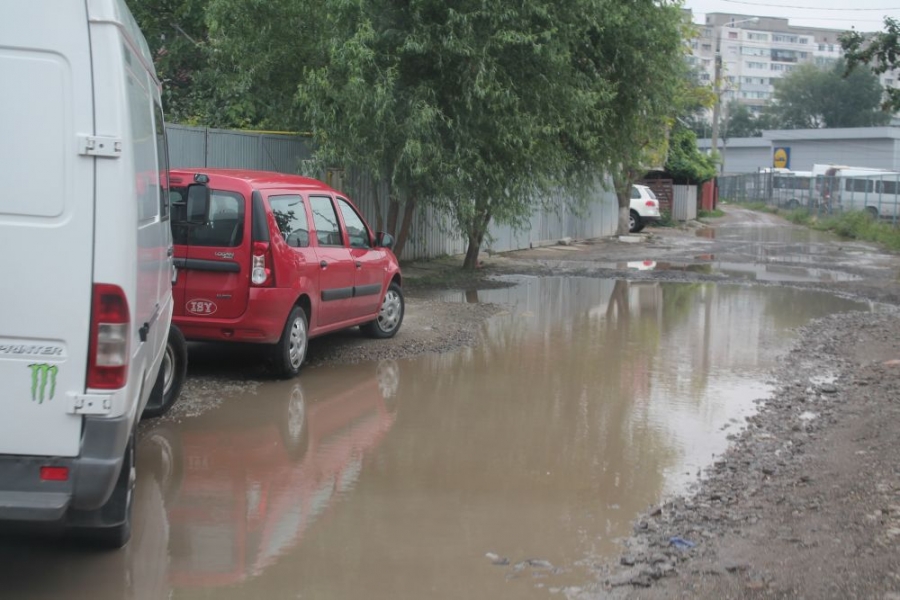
[0,414,131,522]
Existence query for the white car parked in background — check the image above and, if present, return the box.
[630,184,662,233]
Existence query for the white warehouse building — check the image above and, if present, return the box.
[697,127,900,175]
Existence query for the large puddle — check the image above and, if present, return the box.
[0,279,872,599]
[696,224,837,243]
[603,260,859,282]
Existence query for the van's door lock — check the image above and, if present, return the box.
[139,323,150,342]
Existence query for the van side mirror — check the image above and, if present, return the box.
[186,183,210,225]
[375,232,394,249]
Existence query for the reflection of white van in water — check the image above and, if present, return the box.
[0,0,198,547]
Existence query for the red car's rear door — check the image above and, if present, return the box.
[173,186,251,319]
[308,195,356,328]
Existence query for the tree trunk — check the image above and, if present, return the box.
[462,209,492,270]
[617,202,631,235]
[612,170,636,235]
[386,195,400,236]
[463,240,481,270]
[392,196,417,259]
[373,181,384,233]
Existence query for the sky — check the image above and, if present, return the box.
[684,0,900,32]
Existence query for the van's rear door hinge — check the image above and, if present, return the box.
[67,393,112,415]
[78,135,122,158]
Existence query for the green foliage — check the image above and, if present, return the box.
[722,102,762,138]
[698,209,725,219]
[295,0,690,265]
[202,0,323,128]
[656,211,676,228]
[723,103,758,138]
[764,60,889,129]
[814,212,900,250]
[135,0,693,267]
[841,18,900,112]
[599,3,693,232]
[130,0,211,123]
[664,126,716,184]
[784,208,812,224]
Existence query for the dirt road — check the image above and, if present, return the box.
[158,206,900,599]
[499,208,900,599]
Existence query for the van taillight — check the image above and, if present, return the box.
[251,241,274,286]
[40,466,69,482]
[87,284,129,389]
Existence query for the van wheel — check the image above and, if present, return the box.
[361,282,404,339]
[866,206,879,220]
[72,434,135,550]
[273,306,308,378]
[629,210,645,233]
[143,326,187,419]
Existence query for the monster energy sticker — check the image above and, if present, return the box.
[29,363,58,403]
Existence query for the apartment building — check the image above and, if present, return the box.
[687,12,897,116]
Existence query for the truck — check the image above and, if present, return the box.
[0,0,200,547]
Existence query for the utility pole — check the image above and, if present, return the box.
[707,17,758,175]
[710,47,723,174]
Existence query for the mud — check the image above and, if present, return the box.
[149,206,900,598]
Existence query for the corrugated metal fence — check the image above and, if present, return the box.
[166,124,620,260]
[672,185,698,221]
[167,124,314,172]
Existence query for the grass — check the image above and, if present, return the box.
[656,211,677,228]
[732,200,900,251]
[698,208,725,219]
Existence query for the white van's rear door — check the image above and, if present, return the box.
[0,2,95,457]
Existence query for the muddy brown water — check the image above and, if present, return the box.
[0,278,872,599]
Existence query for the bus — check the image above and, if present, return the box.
[813,165,900,219]
[771,170,813,208]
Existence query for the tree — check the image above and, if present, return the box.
[130,0,212,123]
[841,18,900,112]
[133,0,321,128]
[298,0,687,266]
[593,2,692,235]
[664,126,716,184]
[766,60,888,129]
[680,66,717,139]
[142,0,689,266]
[722,102,763,138]
[203,0,326,129]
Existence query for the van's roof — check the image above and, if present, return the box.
[169,168,339,192]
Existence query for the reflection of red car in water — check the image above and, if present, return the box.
[141,360,399,588]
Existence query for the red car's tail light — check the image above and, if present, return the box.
[251,241,274,287]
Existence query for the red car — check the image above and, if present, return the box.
[168,169,403,376]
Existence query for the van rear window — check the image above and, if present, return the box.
[171,189,245,247]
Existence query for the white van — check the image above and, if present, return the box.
[813,165,900,218]
[0,0,198,547]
